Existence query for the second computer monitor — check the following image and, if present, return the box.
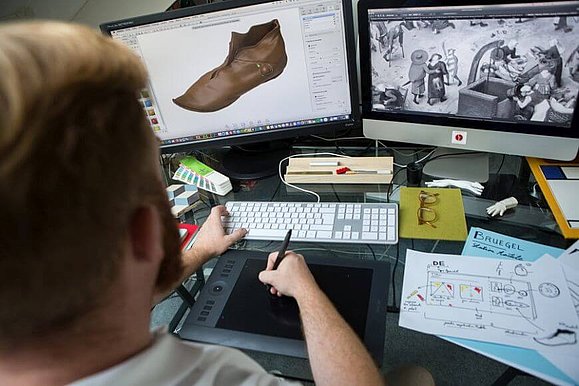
[359,0,579,166]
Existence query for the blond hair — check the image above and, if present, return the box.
[0,21,163,347]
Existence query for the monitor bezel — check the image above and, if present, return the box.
[100,0,361,154]
[358,0,579,140]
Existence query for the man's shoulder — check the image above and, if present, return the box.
[169,335,300,386]
[70,332,298,386]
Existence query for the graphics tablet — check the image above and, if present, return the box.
[178,249,389,364]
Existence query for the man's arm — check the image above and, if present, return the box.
[153,206,246,304]
[259,252,384,386]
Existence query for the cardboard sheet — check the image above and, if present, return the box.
[398,187,467,241]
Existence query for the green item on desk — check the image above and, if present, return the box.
[399,187,467,241]
[180,156,214,177]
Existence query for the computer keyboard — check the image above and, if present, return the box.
[223,201,398,244]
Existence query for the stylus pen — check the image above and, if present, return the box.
[272,229,292,270]
[266,229,292,294]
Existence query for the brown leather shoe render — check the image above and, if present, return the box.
[173,19,287,112]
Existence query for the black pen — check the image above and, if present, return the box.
[266,229,292,294]
[272,229,292,270]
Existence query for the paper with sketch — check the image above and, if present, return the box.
[400,250,579,357]
[559,240,579,271]
[459,231,578,385]
[542,261,579,383]
[561,262,579,320]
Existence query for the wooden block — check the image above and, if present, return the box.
[285,157,393,184]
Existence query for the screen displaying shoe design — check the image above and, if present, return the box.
[173,19,287,112]
[101,0,359,153]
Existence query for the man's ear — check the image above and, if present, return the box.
[128,205,163,263]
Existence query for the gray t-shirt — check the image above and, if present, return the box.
[69,330,298,386]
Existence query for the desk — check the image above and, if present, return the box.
[153,147,570,386]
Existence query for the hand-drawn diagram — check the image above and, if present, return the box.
[427,271,536,320]
[534,329,577,346]
[426,270,540,328]
[539,282,561,298]
[514,264,528,276]
[400,250,579,355]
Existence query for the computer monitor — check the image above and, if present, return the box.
[358,0,579,181]
[101,0,360,178]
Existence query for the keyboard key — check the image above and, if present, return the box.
[247,229,291,238]
[362,232,378,240]
[322,214,335,224]
[388,227,396,240]
[317,231,332,238]
[311,224,333,231]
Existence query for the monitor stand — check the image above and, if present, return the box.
[423,148,489,183]
[218,141,291,181]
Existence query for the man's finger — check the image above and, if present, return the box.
[266,252,278,270]
[258,269,276,285]
[211,205,226,216]
[225,228,247,244]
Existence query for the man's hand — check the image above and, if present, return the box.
[258,251,318,300]
[153,206,245,306]
[184,205,246,265]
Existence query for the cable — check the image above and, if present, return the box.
[390,147,435,158]
[278,152,352,203]
[269,178,282,201]
[377,141,436,168]
[367,245,376,260]
[430,240,440,253]
[495,154,506,175]
[422,151,484,165]
[271,372,314,384]
[310,135,368,142]
[386,167,406,203]
[334,140,375,156]
[388,242,400,313]
[330,184,341,202]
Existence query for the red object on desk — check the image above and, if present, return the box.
[336,167,351,174]
[179,223,199,251]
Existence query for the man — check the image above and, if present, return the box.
[426,53,448,106]
[443,48,462,87]
[406,49,429,104]
[501,39,520,63]
[544,39,564,88]
[0,21,388,386]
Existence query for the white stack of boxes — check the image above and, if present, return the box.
[166,184,200,217]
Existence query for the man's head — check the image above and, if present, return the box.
[0,21,182,349]
[430,53,442,64]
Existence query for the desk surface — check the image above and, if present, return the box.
[155,147,570,386]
